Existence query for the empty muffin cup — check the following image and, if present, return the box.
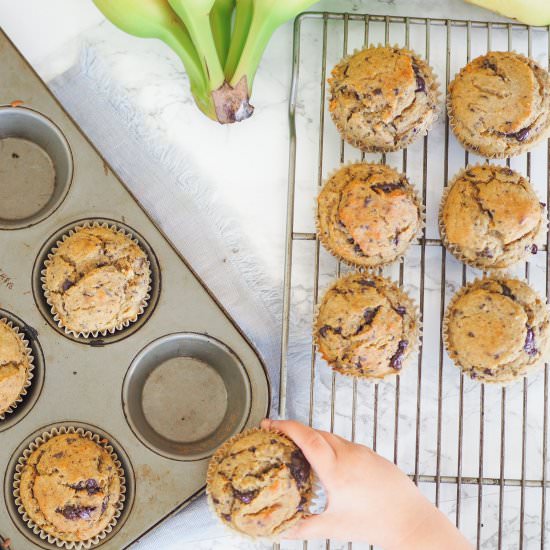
[122,333,252,461]
[0,107,73,230]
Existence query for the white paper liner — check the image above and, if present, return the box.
[316,160,425,270]
[0,318,34,420]
[442,274,550,385]
[13,425,127,549]
[328,44,442,153]
[313,272,422,383]
[438,164,547,270]
[206,427,319,542]
[41,221,151,338]
[447,51,550,159]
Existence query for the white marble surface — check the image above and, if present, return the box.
[1,1,548,549]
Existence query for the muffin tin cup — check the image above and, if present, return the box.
[446,51,550,159]
[312,273,422,383]
[206,427,319,542]
[328,44,442,154]
[0,318,35,421]
[315,160,426,271]
[12,426,127,550]
[442,274,550,385]
[40,220,152,339]
[438,164,547,271]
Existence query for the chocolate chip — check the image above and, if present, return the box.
[347,237,355,245]
[479,247,493,258]
[354,306,381,335]
[337,220,346,229]
[297,495,308,512]
[101,496,109,514]
[481,59,498,72]
[62,279,74,292]
[270,439,277,444]
[525,326,538,356]
[470,371,478,379]
[354,243,364,255]
[540,202,546,209]
[319,324,341,337]
[56,505,96,520]
[468,331,475,337]
[394,305,407,317]
[53,452,64,459]
[530,244,538,255]
[289,449,311,488]
[506,127,530,142]
[373,88,382,95]
[371,182,405,193]
[364,197,372,207]
[249,446,256,453]
[222,513,231,522]
[412,64,426,93]
[11,152,19,159]
[500,283,515,300]
[233,489,258,504]
[483,368,493,376]
[358,279,376,287]
[70,478,101,496]
[389,340,408,370]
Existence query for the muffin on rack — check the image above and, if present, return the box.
[444,276,550,384]
[448,51,550,158]
[317,163,422,268]
[439,165,546,269]
[328,45,440,152]
[43,224,150,336]
[314,273,419,380]
[207,428,313,538]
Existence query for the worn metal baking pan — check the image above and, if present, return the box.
[0,28,270,549]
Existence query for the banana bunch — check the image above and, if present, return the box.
[93,0,318,124]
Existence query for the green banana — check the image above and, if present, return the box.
[224,0,253,81]
[466,0,550,25]
[92,0,216,119]
[210,0,236,66]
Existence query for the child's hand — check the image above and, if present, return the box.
[261,419,472,549]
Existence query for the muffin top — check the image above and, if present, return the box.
[440,165,545,269]
[19,433,122,542]
[207,429,312,538]
[448,52,550,158]
[0,321,30,416]
[314,273,418,379]
[317,163,421,267]
[445,277,550,384]
[44,226,150,335]
[328,46,439,152]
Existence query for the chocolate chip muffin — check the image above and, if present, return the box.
[18,432,122,543]
[440,165,545,269]
[448,52,550,158]
[43,225,150,335]
[207,429,313,538]
[444,277,550,384]
[328,46,439,152]
[0,320,31,417]
[314,273,419,380]
[317,163,422,268]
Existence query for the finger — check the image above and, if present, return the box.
[261,419,336,478]
[282,513,328,540]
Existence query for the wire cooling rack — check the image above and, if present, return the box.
[280,12,550,550]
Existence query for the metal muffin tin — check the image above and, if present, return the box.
[0,29,270,549]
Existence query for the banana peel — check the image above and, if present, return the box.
[466,0,550,26]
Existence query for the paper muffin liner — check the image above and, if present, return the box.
[41,220,152,338]
[438,164,548,271]
[12,425,127,549]
[447,51,550,159]
[313,272,422,383]
[442,274,550,385]
[316,160,426,271]
[0,318,34,420]
[328,44,442,153]
[206,427,320,542]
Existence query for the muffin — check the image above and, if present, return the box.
[317,163,422,268]
[440,165,545,269]
[328,45,439,152]
[0,320,32,417]
[17,432,123,543]
[448,51,550,158]
[314,273,419,380]
[444,276,550,384]
[207,429,313,538]
[43,224,150,336]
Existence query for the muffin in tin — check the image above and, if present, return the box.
[207,428,313,538]
[439,165,545,269]
[314,273,419,380]
[448,51,550,158]
[317,163,422,268]
[444,276,550,384]
[328,45,439,152]
[18,432,123,544]
[43,224,150,336]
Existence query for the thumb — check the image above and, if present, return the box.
[282,513,328,540]
[261,419,336,479]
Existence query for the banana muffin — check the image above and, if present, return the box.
[440,165,545,269]
[207,429,313,538]
[328,46,439,152]
[0,320,31,416]
[43,225,150,335]
[317,163,421,268]
[18,433,122,543]
[448,51,550,158]
[314,273,419,380]
[444,277,550,384]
